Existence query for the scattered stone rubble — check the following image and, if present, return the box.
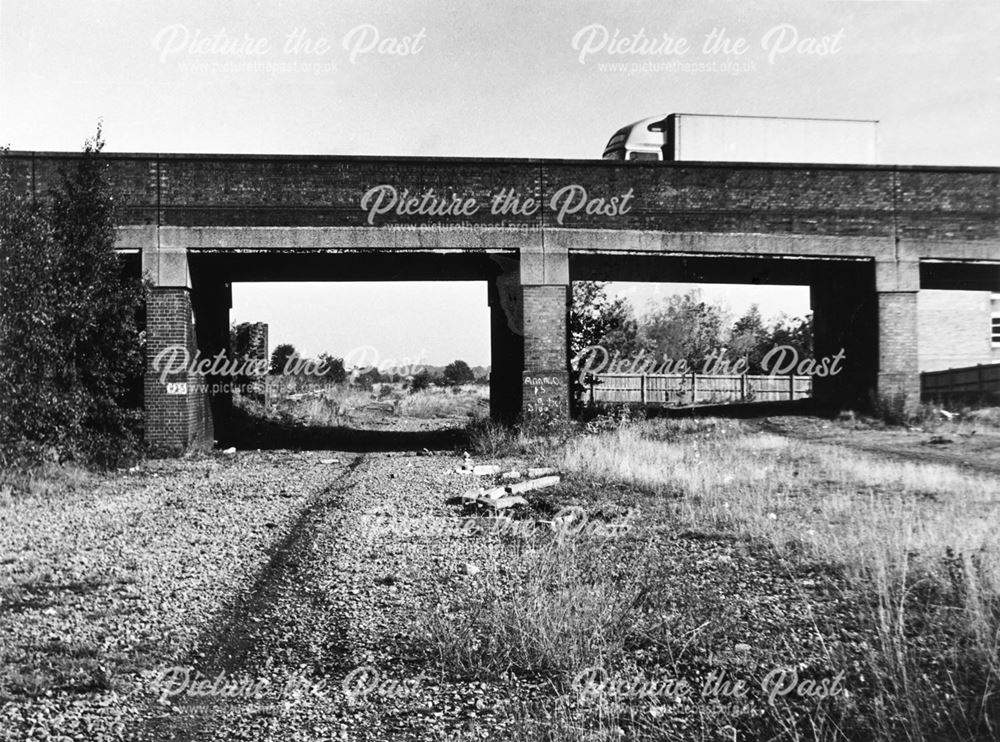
[457,457,561,509]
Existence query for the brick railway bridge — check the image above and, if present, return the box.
[7,152,1000,452]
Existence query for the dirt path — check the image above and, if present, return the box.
[760,415,1000,478]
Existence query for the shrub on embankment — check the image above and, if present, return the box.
[0,128,146,471]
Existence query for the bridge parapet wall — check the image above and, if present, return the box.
[5,153,998,244]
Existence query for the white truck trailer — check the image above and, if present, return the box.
[602,113,880,164]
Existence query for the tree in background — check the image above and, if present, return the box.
[569,283,814,380]
[443,359,475,386]
[0,128,146,468]
[767,314,813,361]
[269,343,297,375]
[317,353,346,384]
[570,281,644,361]
[354,367,382,390]
[726,304,769,373]
[230,322,268,371]
[641,291,727,371]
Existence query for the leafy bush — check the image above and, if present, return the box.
[317,353,347,384]
[409,369,432,393]
[0,129,146,469]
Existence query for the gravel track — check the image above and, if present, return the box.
[131,451,515,741]
[0,450,356,741]
[119,447,859,742]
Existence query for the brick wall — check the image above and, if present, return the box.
[918,290,994,372]
[144,287,212,453]
[522,285,569,417]
[522,286,568,371]
[878,291,920,409]
[5,152,998,241]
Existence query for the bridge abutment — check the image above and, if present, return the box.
[144,287,213,453]
[142,244,214,453]
[488,277,524,425]
[810,262,879,409]
[520,248,571,420]
[810,259,921,414]
[875,259,921,414]
[191,279,233,440]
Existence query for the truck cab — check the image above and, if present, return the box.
[602,115,669,160]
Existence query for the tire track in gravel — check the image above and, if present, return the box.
[134,454,366,742]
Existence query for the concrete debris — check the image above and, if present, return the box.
[461,485,530,510]
[481,486,508,500]
[506,476,560,495]
[462,562,481,576]
[320,458,338,465]
[461,488,486,503]
[500,470,521,481]
[491,495,529,509]
[481,488,529,509]
[221,447,237,455]
[472,464,500,476]
[459,475,559,510]
[527,467,556,478]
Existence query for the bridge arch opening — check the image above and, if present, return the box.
[163,250,525,452]
[569,253,879,413]
[574,280,815,410]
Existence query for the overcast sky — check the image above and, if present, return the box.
[2,0,997,364]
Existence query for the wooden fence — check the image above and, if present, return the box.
[587,373,813,406]
[921,362,1000,402]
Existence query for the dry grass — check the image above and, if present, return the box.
[421,538,644,681]
[396,385,488,419]
[562,421,1000,586]
[560,419,1000,741]
[429,416,1000,740]
[0,460,91,500]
